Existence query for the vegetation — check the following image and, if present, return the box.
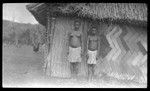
[3,20,46,47]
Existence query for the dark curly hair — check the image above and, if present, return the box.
[88,27,97,36]
[74,20,81,29]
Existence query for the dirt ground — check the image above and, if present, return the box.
[2,44,147,88]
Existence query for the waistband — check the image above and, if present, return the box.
[88,50,97,52]
[69,46,81,49]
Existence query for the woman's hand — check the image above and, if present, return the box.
[86,54,89,60]
[96,56,99,60]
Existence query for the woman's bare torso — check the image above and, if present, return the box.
[88,36,98,51]
[69,31,81,48]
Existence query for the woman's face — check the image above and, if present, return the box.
[74,21,80,29]
[91,27,97,34]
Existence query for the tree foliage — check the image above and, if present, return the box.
[3,20,46,46]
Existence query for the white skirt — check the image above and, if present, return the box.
[68,47,81,62]
[87,50,97,64]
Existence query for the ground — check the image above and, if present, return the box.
[2,44,147,88]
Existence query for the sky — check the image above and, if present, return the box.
[3,3,38,24]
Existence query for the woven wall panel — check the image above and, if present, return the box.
[46,17,147,83]
[97,25,147,83]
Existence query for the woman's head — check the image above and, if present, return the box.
[74,20,80,31]
[89,27,97,36]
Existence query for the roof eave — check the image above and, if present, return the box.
[26,3,147,27]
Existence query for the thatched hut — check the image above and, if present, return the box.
[26,3,147,83]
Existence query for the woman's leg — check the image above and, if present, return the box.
[91,64,95,80]
[87,64,90,81]
[75,62,79,76]
[74,62,77,77]
[88,64,92,81]
[70,63,74,78]
[73,63,76,78]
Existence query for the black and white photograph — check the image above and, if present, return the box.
[2,3,147,88]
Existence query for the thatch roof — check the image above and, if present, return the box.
[26,3,147,27]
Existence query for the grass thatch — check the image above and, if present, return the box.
[26,3,147,26]
[73,3,147,21]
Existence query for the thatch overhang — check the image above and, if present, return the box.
[26,3,147,27]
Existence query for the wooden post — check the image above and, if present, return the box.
[79,19,88,76]
[46,7,51,53]
[45,7,56,76]
[47,10,56,53]
[45,7,52,76]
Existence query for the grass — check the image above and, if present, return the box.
[2,44,147,88]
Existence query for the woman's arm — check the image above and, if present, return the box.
[86,36,89,60]
[80,31,83,57]
[66,32,70,55]
[96,36,100,60]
